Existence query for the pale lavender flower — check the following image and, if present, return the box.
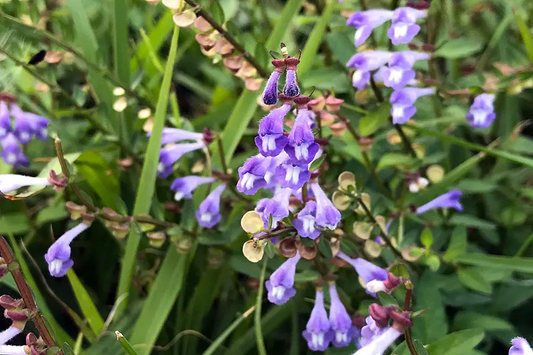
[352,70,372,90]
[354,327,402,355]
[310,183,341,230]
[255,104,291,157]
[466,93,496,128]
[510,338,533,355]
[346,10,394,47]
[255,187,292,229]
[265,253,301,305]
[337,251,388,296]
[157,142,205,178]
[10,104,49,142]
[237,155,272,195]
[329,284,357,348]
[0,102,11,139]
[390,87,435,124]
[383,51,430,90]
[285,108,319,164]
[283,58,301,98]
[359,316,389,348]
[171,176,215,201]
[264,152,289,188]
[0,174,51,194]
[1,134,29,168]
[195,184,226,228]
[156,128,204,145]
[45,223,90,277]
[293,200,321,239]
[302,289,334,351]
[416,190,463,214]
[347,51,394,72]
[0,345,27,355]
[276,159,310,190]
[0,326,23,347]
[388,7,427,45]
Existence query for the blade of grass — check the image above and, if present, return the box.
[457,254,533,273]
[298,0,335,75]
[116,25,181,316]
[254,259,268,355]
[66,270,105,336]
[129,247,193,355]
[116,331,139,355]
[201,306,256,355]
[211,0,304,166]
[514,8,533,62]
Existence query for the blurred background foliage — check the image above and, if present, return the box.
[1,0,533,354]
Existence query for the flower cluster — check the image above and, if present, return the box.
[0,96,49,168]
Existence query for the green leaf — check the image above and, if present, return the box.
[455,179,497,193]
[414,339,430,355]
[434,39,484,59]
[456,254,533,273]
[458,268,493,294]
[309,154,327,172]
[444,226,467,262]
[449,215,496,231]
[453,312,513,332]
[202,306,255,355]
[359,103,392,136]
[378,292,398,307]
[412,271,448,343]
[130,247,192,355]
[294,270,321,282]
[376,153,413,171]
[425,329,485,355]
[420,228,433,248]
[300,67,350,94]
[116,331,139,355]
[75,151,119,209]
[514,9,533,62]
[212,1,226,24]
[116,26,181,315]
[66,270,105,336]
[425,254,441,271]
[265,241,275,258]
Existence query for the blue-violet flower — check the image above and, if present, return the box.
[510,338,533,355]
[329,284,357,347]
[262,59,286,106]
[310,183,341,230]
[302,288,334,351]
[388,7,427,45]
[255,103,291,157]
[45,222,90,277]
[416,190,463,214]
[466,93,496,129]
[171,176,215,201]
[293,200,321,239]
[346,10,394,47]
[390,87,435,124]
[265,252,301,305]
[195,184,226,228]
[237,155,272,195]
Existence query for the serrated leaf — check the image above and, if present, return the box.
[359,103,392,136]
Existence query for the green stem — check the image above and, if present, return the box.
[116,331,139,355]
[254,258,268,355]
[515,233,533,257]
[216,137,229,174]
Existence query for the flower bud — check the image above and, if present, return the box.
[369,303,391,328]
[0,295,24,310]
[147,232,166,248]
[338,171,356,192]
[5,309,29,322]
[242,240,265,263]
[279,237,298,258]
[391,310,414,329]
[241,211,265,234]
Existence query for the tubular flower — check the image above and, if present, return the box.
[255,187,292,229]
[171,176,215,201]
[383,51,430,90]
[265,151,289,188]
[302,289,334,351]
[255,103,291,157]
[359,316,389,347]
[8,104,49,142]
[329,284,357,347]
[157,142,205,178]
[466,93,496,128]
[157,128,204,145]
[265,252,301,305]
[262,59,286,106]
[1,134,29,168]
[0,174,51,194]
[237,155,272,195]
[346,9,394,47]
[310,183,341,230]
[45,222,91,277]
[0,102,12,139]
[354,326,402,355]
[293,200,321,239]
[283,58,301,98]
[390,87,435,124]
[388,7,427,45]
[509,338,533,355]
[195,184,226,228]
[336,251,388,296]
[416,190,463,214]
[276,158,310,190]
[285,108,319,164]
[347,51,394,90]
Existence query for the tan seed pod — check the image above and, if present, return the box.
[364,239,382,258]
[279,237,299,258]
[338,171,356,191]
[242,240,265,263]
[332,191,351,211]
[194,16,212,32]
[241,211,264,235]
[173,10,197,28]
[353,221,372,240]
[297,243,318,260]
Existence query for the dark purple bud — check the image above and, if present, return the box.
[203,128,214,145]
[383,272,402,290]
[369,303,392,328]
[405,1,416,7]
[421,43,435,52]
[416,1,431,9]
[0,93,16,103]
[279,237,299,258]
[408,43,419,50]
[391,310,414,328]
[283,58,300,98]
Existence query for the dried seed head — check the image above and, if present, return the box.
[147,231,166,248]
[330,122,347,137]
[364,239,382,258]
[297,242,317,260]
[194,16,212,32]
[325,96,344,112]
[241,211,265,235]
[338,171,356,191]
[353,221,372,240]
[66,201,87,220]
[426,164,445,183]
[308,96,326,112]
[173,10,197,28]
[332,191,351,211]
[279,237,299,258]
[242,240,265,263]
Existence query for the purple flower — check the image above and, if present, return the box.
[255,187,292,229]
[255,104,291,157]
[337,251,388,296]
[466,93,496,129]
[45,223,90,277]
[293,200,321,239]
[276,159,310,190]
[310,183,341,230]
[382,51,429,90]
[294,107,317,129]
[237,155,272,195]
[171,176,215,201]
[264,152,289,188]
[158,142,205,178]
[347,51,394,72]
[156,128,204,145]
[265,253,301,305]
[24,112,49,141]
[0,174,51,194]
[283,58,300,98]
[329,284,357,347]
[346,10,394,47]
[510,338,533,355]
[359,316,389,347]
[285,108,319,164]
[1,134,29,168]
[0,102,11,139]
[0,326,22,346]
[416,190,463,214]
[195,184,226,228]
[10,105,33,144]
[390,87,435,124]
[354,327,402,355]
[262,60,286,105]
[302,289,334,351]
[352,70,372,90]
[388,8,427,45]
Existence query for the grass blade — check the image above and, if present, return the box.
[129,247,192,355]
[116,25,181,315]
[201,306,256,355]
[66,270,105,336]
[116,331,139,355]
[457,254,533,273]
[513,8,533,62]
[113,0,131,86]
